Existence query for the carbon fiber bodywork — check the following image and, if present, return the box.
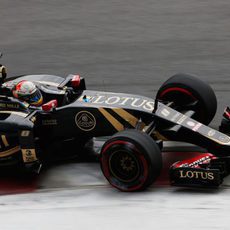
[0,74,156,171]
[1,74,230,188]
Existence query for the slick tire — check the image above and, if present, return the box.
[156,73,217,125]
[100,129,162,192]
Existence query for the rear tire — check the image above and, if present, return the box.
[100,129,162,192]
[156,73,217,125]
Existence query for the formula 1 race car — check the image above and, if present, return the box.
[1,56,230,192]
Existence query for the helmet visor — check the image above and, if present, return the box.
[23,89,43,106]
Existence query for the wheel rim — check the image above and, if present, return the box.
[101,140,149,191]
[109,149,140,183]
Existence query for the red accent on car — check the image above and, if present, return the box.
[160,87,196,100]
[71,75,81,88]
[171,153,216,169]
[42,99,58,111]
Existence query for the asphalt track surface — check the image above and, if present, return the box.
[1,0,230,229]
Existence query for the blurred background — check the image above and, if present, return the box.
[1,0,230,127]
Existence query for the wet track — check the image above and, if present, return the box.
[1,0,230,229]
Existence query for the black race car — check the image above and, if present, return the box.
[0,57,230,191]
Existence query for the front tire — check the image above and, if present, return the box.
[100,130,162,192]
[156,73,217,125]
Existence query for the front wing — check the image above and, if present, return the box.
[169,153,230,187]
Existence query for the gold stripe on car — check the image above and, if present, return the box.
[1,135,9,147]
[112,108,146,128]
[0,146,20,157]
[98,108,124,131]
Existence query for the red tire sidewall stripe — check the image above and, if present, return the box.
[101,140,149,191]
[159,87,196,100]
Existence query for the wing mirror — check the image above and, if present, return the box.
[42,100,58,112]
[71,75,81,88]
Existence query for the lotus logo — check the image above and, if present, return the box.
[179,170,214,180]
[75,111,96,131]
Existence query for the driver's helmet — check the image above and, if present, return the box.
[12,80,43,106]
